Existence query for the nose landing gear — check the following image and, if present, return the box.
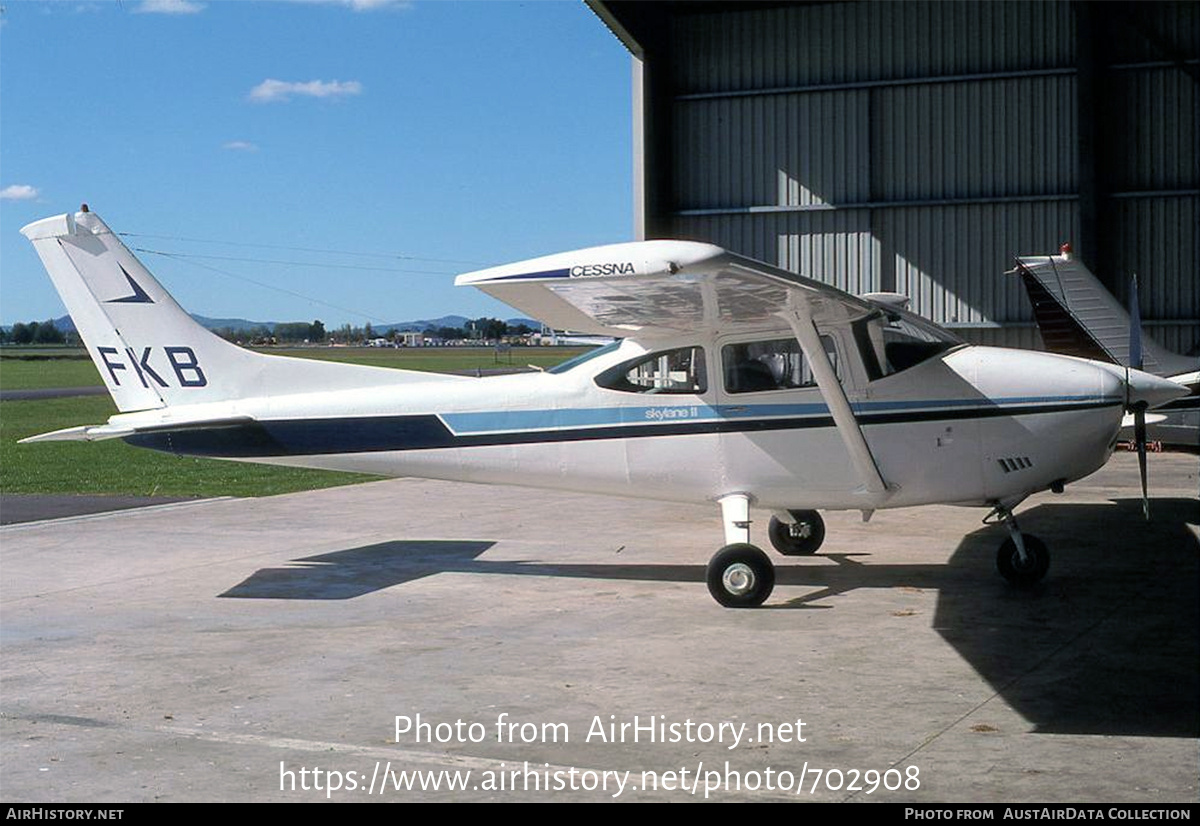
[987,505,1049,587]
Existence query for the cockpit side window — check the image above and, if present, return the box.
[595,346,708,394]
[721,336,838,394]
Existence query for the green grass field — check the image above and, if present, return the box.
[0,345,589,498]
[0,395,372,496]
[0,352,101,389]
[264,345,587,374]
[0,344,588,390]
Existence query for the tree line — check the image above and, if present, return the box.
[0,320,73,345]
[2,317,536,347]
[210,318,535,346]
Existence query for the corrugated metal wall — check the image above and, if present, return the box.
[653,0,1198,355]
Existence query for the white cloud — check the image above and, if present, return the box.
[0,184,40,201]
[135,0,205,13]
[341,0,412,9]
[223,140,259,152]
[282,0,412,10]
[248,78,363,103]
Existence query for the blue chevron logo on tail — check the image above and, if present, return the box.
[107,264,154,304]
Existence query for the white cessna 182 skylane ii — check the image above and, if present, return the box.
[21,208,1188,607]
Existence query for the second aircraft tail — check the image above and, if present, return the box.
[1013,252,1196,378]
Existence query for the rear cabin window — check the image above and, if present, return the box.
[595,346,707,394]
[721,337,838,394]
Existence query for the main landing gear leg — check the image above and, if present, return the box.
[987,505,1049,588]
[707,494,775,608]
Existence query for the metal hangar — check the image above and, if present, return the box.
[588,1,1199,354]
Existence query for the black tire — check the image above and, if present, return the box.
[707,543,775,608]
[996,533,1049,587]
[768,510,826,556]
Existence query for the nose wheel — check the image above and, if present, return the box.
[996,534,1049,587]
[987,505,1050,587]
[707,544,775,608]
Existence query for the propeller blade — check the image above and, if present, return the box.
[1128,273,1143,371]
[1127,273,1150,520]
[1135,406,1149,521]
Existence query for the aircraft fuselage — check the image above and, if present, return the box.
[117,338,1127,512]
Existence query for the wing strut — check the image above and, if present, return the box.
[779,301,891,499]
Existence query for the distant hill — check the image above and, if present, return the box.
[1,315,80,334]
[193,315,272,333]
[382,316,540,333]
[381,315,470,333]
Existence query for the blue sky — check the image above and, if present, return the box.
[0,0,633,327]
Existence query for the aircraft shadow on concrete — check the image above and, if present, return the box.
[220,539,714,601]
[221,542,967,603]
[221,497,1196,737]
[934,497,1198,739]
[220,540,880,602]
[219,540,499,600]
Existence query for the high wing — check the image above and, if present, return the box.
[459,240,893,496]
[456,241,879,339]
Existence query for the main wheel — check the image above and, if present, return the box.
[768,510,825,556]
[996,533,1049,587]
[707,543,775,608]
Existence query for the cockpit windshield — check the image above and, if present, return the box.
[545,340,623,374]
[853,308,963,381]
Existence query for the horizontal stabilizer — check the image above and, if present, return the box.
[1121,412,1168,429]
[19,424,132,443]
[20,415,257,443]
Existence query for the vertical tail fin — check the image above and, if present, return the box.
[21,209,264,412]
[21,208,461,414]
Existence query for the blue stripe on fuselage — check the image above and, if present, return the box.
[440,395,1119,434]
[123,396,1121,458]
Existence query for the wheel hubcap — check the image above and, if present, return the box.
[722,563,756,595]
